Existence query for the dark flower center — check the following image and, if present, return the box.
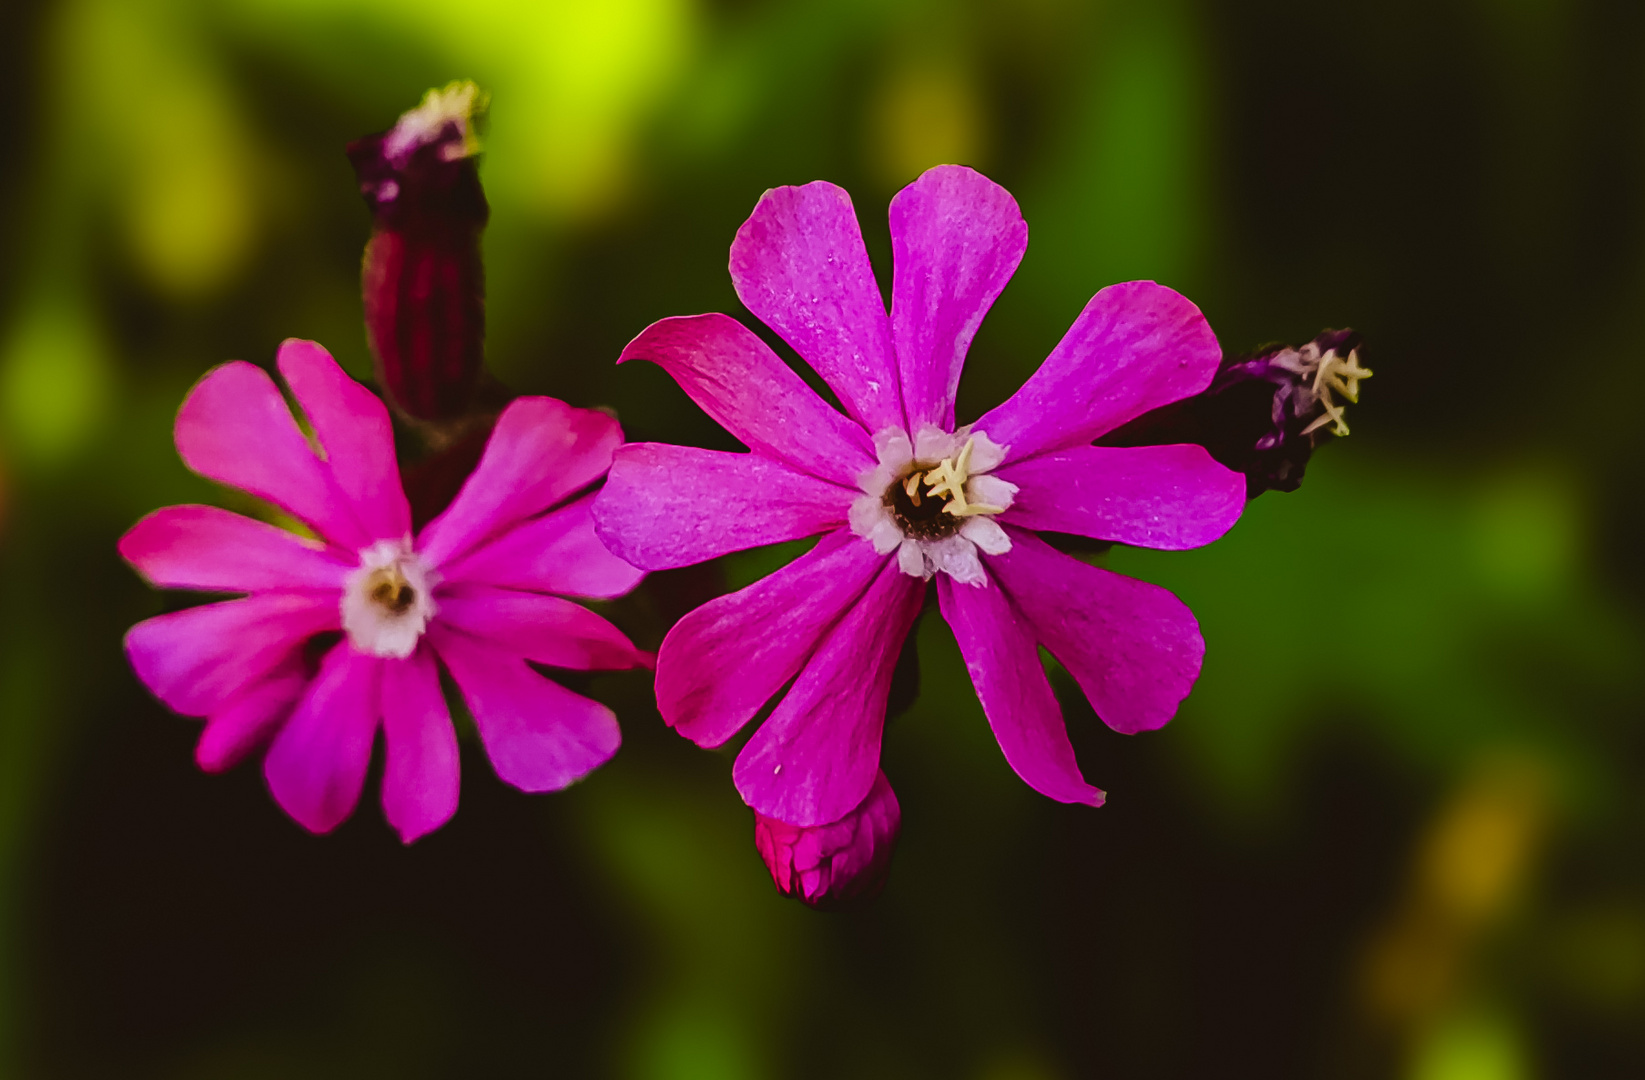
[367,566,418,613]
[885,465,961,541]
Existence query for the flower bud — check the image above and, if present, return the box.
[753,770,900,909]
[347,81,489,421]
[1103,329,1370,497]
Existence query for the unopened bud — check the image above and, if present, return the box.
[347,81,490,421]
[1103,329,1370,497]
[754,770,900,910]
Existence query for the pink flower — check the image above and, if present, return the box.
[120,339,648,842]
[754,770,900,909]
[592,165,1245,836]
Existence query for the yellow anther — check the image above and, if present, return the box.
[903,473,924,505]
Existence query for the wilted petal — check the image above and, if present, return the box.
[379,645,459,844]
[437,493,643,599]
[990,529,1203,735]
[997,443,1244,550]
[617,314,875,484]
[125,593,339,716]
[890,165,1027,431]
[174,362,369,549]
[976,281,1221,462]
[436,584,649,672]
[593,444,852,571]
[277,339,411,542]
[729,181,903,432]
[417,397,622,568]
[937,575,1103,805]
[431,626,620,792]
[120,505,351,593]
[655,528,884,748]
[263,646,383,834]
[733,557,924,827]
[755,769,901,908]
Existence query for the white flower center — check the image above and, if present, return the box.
[341,540,438,659]
[849,425,1017,587]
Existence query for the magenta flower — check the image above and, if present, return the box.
[755,770,899,909]
[593,165,1245,834]
[121,339,648,841]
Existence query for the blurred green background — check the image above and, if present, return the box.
[2,0,1643,1076]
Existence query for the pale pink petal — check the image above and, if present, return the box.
[996,443,1245,550]
[430,626,620,792]
[195,659,311,773]
[617,314,875,484]
[890,165,1028,431]
[120,505,352,593]
[654,528,885,748]
[263,646,383,834]
[990,529,1204,735]
[436,584,648,672]
[436,493,643,599]
[936,575,1103,806]
[125,593,339,716]
[729,181,903,432]
[173,361,369,550]
[732,556,924,827]
[975,281,1221,462]
[277,338,412,542]
[592,444,852,572]
[380,646,459,844]
[416,396,622,569]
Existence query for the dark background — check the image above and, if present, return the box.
[2,0,1642,1076]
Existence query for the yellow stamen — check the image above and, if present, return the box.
[920,438,1006,519]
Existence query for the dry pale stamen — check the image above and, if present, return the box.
[1300,347,1374,437]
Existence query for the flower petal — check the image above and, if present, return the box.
[437,493,644,599]
[195,660,310,773]
[125,593,339,716]
[277,338,412,543]
[733,555,927,825]
[417,396,622,569]
[975,281,1221,461]
[729,181,903,432]
[263,645,383,834]
[654,527,884,748]
[937,575,1103,806]
[430,626,620,792]
[996,443,1245,550]
[732,556,924,826]
[379,646,459,844]
[890,165,1028,431]
[120,505,352,593]
[617,314,875,484]
[174,361,369,549]
[592,444,852,572]
[990,529,1204,734]
[754,769,901,908]
[436,585,648,672]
